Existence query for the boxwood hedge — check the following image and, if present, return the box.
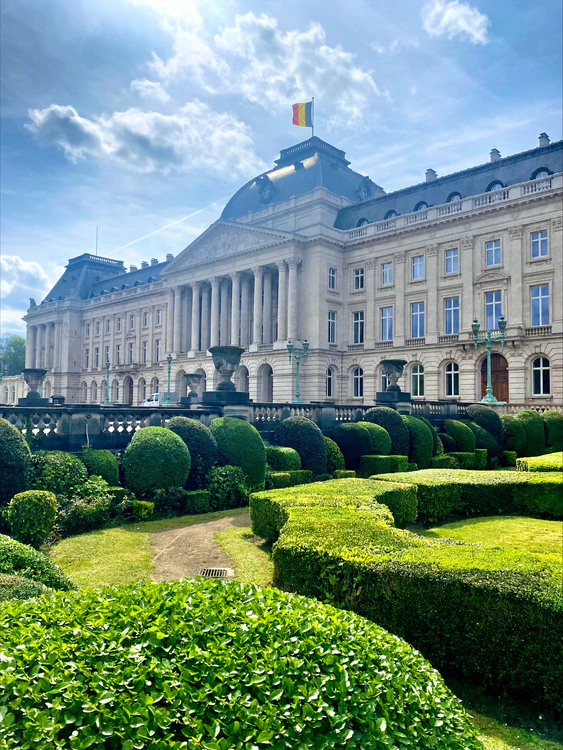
[8,490,57,548]
[359,454,409,477]
[266,445,301,472]
[166,416,218,489]
[443,420,476,452]
[330,423,372,470]
[81,447,119,486]
[516,410,546,456]
[324,437,345,475]
[358,421,392,455]
[437,432,457,453]
[0,417,32,506]
[0,534,74,591]
[500,414,527,455]
[0,573,51,602]
[516,452,563,472]
[122,427,191,498]
[461,420,499,462]
[543,410,563,451]
[32,451,87,498]
[363,407,409,456]
[210,418,266,491]
[466,404,504,446]
[448,452,475,470]
[402,416,434,470]
[274,416,327,475]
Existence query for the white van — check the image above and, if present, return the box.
[142,392,180,407]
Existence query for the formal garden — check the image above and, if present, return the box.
[0,405,562,749]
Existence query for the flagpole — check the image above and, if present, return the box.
[311,97,315,138]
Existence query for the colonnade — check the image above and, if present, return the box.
[25,321,59,370]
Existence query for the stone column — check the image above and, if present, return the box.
[240,275,251,347]
[220,279,230,345]
[54,321,61,372]
[26,326,37,368]
[165,290,174,355]
[230,272,241,346]
[183,287,191,352]
[263,270,272,344]
[508,227,524,329]
[365,259,376,348]
[426,245,439,344]
[394,253,406,346]
[252,267,263,344]
[461,237,474,332]
[210,277,221,348]
[190,282,201,353]
[45,323,53,369]
[276,261,288,341]
[201,283,211,351]
[38,324,46,368]
[173,286,183,354]
[287,260,299,340]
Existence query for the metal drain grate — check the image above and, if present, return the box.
[199,568,233,578]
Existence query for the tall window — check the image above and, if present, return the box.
[155,339,161,362]
[156,309,162,325]
[485,291,502,329]
[381,373,389,391]
[115,344,121,365]
[128,315,134,330]
[412,255,425,280]
[353,311,365,344]
[445,362,459,397]
[381,307,393,341]
[85,323,90,337]
[328,311,337,344]
[412,364,424,397]
[353,367,363,398]
[104,345,110,364]
[532,357,550,395]
[445,248,459,274]
[92,381,98,403]
[411,302,425,339]
[326,368,333,398]
[353,267,365,291]
[445,296,460,335]
[116,317,122,332]
[142,341,148,363]
[382,262,393,286]
[486,239,501,267]
[143,311,149,327]
[128,342,134,364]
[531,285,550,326]
[114,381,119,402]
[140,379,147,401]
[105,319,110,334]
[95,321,100,336]
[94,347,99,368]
[84,349,89,369]
[531,230,548,258]
[153,378,160,394]
[328,267,337,290]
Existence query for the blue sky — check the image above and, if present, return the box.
[1,0,561,334]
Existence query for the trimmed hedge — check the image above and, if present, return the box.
[210,417,266,491]
[402,416,434,470]
[466,404,504,446]
[184,490,212,515]
[166,416,218,489]
[0,573,50,602]
[516,452,563,472]
[500,450,517,467]
[543,410,563,450]
[437,432,457,453]
[444,420,476,452]
[0,534,74,591]
[324,437,345,475]
[122,426,191,498]
[207,465,249,510]
[474,448,487,470]
[363,407,409,455]
[430,455,455,469]
[81,447,119,485]
[8,491,57,548]
[0,417,32,506]
[334,469,356,479]
[500,414,527,456]
[32,450,88,498]
[0,579,481,750]
[330,423,372,471]
[358,421,392,455]
[359,454,409,477]
[449,452,475,469]
[515,410,546,456]
[462,420,500,462]
[266,445,301,472]
[274,416,327,475]
[266,471,291,489]
[414,415,439,457]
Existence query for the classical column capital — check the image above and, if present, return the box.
[552,217,562,232]
[426,244,439,257]
[210,276,221,287]
[509,226,523,240]
[286,258,301,270]
[251,266,264,277]
[190,280,201,291]
[276,260,287,271]
[394,251,406,263]
[366,258,377,270]
[461,236,474,251]
[230,271,241,283]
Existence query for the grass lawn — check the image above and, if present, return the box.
[471,713,562,750]
[215,525,273,587]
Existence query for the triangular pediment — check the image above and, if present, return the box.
[163,220,300,275]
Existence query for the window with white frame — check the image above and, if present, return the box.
[485,290,502,330]
[412,255,425,280]
[445,296,460,335]
[353,367,363,398]
[142,341,148,364]
[328,267,337,291]
[382,262,393,286]
[84,349,89,369]
[411,302,425,339]
[445,362,459,397]
[114,381,119,401]
[328,311,337,344]
[85,323,90,337]
[531,285,550,326]
[105,319,110,334]
[445,248,459,274]
[156,309,162,325]
[115,344,121,365]
[95,321,100,336]
[155,339,161,361]
[116,317,122,332]
[94,347,99,368]
[381,307,393,341]
[411,364,424,397]
[353,267,365,291]
[531,230,548,258]
[326,368,333,398]
[486,239,501,267]
[353,311,365,344]
[143,311,149,327]
[104,345,109,363]
[128,342,134,364]
[532,357,550,395]
[381,373,389,392]
[140,379,147,401]
[129,314,135,331]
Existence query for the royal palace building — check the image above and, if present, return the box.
[23,133,563,407]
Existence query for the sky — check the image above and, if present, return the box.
[1,0,562,335]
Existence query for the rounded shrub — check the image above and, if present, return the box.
[0,573,50,602]
[81,447,119,485]
[363,407,409,456]
[122,427,191,498]
[0,534,74,590]
[166,416,218,489]
[359,421,392,455]
[32,451,87,498]
[462,420,500,461]
[515,410,546,456]
[266,445,301,472]
[273,416,327,475]
[501,414,528,456]
[414,415,439,456]
[56,476,113,536]
[324,437,345,474]
[444,420,476,452]
[466,404,504,446]
[209,417,266,491]
[331,423,372,471]
[8,491,57,548]
[0,417,32,506]
[402,416,434,470]
[437,432,457,453]
[543,410,563,451]
[207,465,249,510]
[0,579,481,750]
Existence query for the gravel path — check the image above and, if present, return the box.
[150,512,251,582]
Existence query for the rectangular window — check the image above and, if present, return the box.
[84,349,89,369]
[104,345,110,364]
[328,267,337,291]
[115,344,121,365]
[328,311,337,344]
[382,262,393,286]
[412,255,424,280]
[94,348,99,368]
[95,321,100,336]
[129,314,135,331]
[531,285,550,326]
[381,307,393,341]
[445,296,460,334]
[128,342,134,364]
[105,319,110,334]
[411,302,425,339]
[445,248,459,274]
[156,309,162,325]
[143,311,149,327]
[531,230,548,258]
[485,290,502,329]
[352,311,364,344]
[486,239,501,267]
[116,317,122,333]
[155,339,161,361]
[142,341,148,364]
[85,323,90,337]
[353,267,365,291]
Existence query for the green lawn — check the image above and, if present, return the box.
[471,713,562,750]
[215,525,273,587]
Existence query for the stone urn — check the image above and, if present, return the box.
[185,373,203,395]
[381,359,407,392]
[22,368,48,399]
[208,346,245,392]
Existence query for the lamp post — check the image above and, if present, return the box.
[472,315,507,403]
[287,339,309,404]
[164,354,173,405]
[102,359,112,406]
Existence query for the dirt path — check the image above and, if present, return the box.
[150,512,251,582]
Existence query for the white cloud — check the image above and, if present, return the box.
[130,78,171,103]
[0,255,52,300]
[422,0,490,44]
[25,101,266,177]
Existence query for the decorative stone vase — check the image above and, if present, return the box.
[22,368,48,399]
[185,373,203,395]
[208,346,245,392]
[381,359,407,392]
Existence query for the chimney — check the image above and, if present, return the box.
[150,258,158,266]
[425,168,437,182]
[490,149,501,162]
[141,261,149,269]
[539,132,550,147]
[129,265,137,273]
[166,253,174,262]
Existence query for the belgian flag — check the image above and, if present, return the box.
[292,101,313,128]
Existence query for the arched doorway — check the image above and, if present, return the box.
[195,369,206,397]
[123,376,134,406]
[235,365,249,393]
[175,369,187,398]
[481,354,509,402]
[257,363,273,402]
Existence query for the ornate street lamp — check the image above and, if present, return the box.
[102,359,112,406]
[287,339,309,404]
[472,315,507,403]
[164,353,173,405]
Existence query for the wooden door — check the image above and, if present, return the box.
[481,354,509,402]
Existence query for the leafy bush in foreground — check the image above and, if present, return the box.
[166,416,218,489]
[32,451,87,498]
[0,573,51,602]
[122,427,191,498]
[0,534,74,591]
[81,447,119,486]
[0,417,32,506]
[8,490,57,548]
[0,579,481,750]
[274,416,327,475]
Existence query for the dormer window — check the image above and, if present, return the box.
[448,192,462,202]
[487,181,504,192]
[415,202,428,211]
[356,218,369,227]
[531,168,550,180]
[384,210,397,219]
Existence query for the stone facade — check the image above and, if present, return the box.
[24,136,563,407]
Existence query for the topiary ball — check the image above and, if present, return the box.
[363,407,409,456]
[0,573,51,602]
[359,421,392,455]
[331,423,373,471]
[209,418,266,492]
[542,411,563,451]
[444,420,476,452]
[167,416,218,489]
[32,451,88,498]
[515,410,546,456]
[500,415,528,456]
[0,418,32,506]
[81,448,119,486]
[324,437,345,475]
[466,404,504,446]
[402,416,434,470]
[266,446,301,472]
[8,491,57,548]
[122,427,191,498]
[273,416,327,475]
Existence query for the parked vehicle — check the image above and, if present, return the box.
[142,392,180,407]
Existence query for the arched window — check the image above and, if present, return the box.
[415,201,428,211]
[81,382,88,402]
[531,168,550,180]
[152,378,159,394]
[356,218,369,227]
[113,380,119,402]
[139,378,147,402]
[384,210,397,219]
[532,357,550,395]
[326,367,333,398]
[445,362,459,397]
[91,381,98,404]
[412,364,424,397]
[11,387,16,403]
[487,181,504,192]
[353,367,363,398]
[447,192,462,202]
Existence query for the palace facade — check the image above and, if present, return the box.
[24,133,562,407]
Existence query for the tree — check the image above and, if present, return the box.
[0,335,26,376]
